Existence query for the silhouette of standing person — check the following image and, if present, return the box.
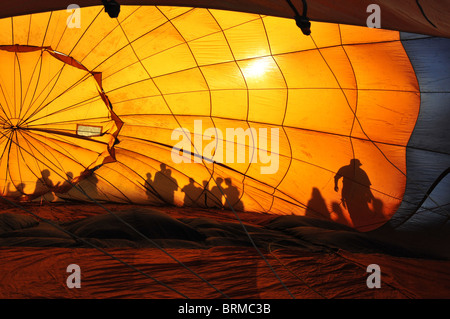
[165,169,178,205]
[305,187,328,219]
[154,164,165,180]
[201,180,220,208]
[334,159,374,225]
[181,178,202,207]
[223,178,244,211]
[201,180,210,207]
[145,172,156,200]
[210,177,224,208]
[153,163,178,205]
[86,173,101,201]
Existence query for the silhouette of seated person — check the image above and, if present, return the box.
[42,169,60,188]
[334,159,374,225]
[181,178,203,207]
[53,172,74,193]
[223,177,244,211]
[5,182,26,197]
[32,169,61,201]
[153,163,178,205]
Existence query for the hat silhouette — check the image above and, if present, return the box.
[350,159,362,166]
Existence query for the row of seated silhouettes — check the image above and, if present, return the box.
[145,164,244,211]
[3,169,74,200]
[2,165,244,211]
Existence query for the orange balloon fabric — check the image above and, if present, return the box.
[0,6,421,231]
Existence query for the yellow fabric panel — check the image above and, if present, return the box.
[352,90,420,146]
[131,21,185,61]
[200,62,246,90]
[171,8,222,42]
[153,68,208,94]
[247,89,287,125]
[53,7,104,54]
[81,27,136,72]
[165,91,211,116]
[209,9,260,30]
[274,50,341,88]
[101,55,148,91]
[106,78,161,103]
[284,89,355,135]
[40,11,67,48]
[119,6,168,42]
[112,95,169,116]
[158,6,194,20]
[12,15,30,45]
[28,12,52,47]
[307,22,342,48]
[318,46,357,90]
[0,18,12,45]
[340,24,400,44]
[0,52,15,118]
[344,42,419,91]
[118,120,179,147]
[141,44,197,78]
[189,32,234,65]
[210,90,248,120]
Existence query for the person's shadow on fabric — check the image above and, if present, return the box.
[333,158,378,227]
[33,169,60,201]
[181,178,203,207]
[201,180,221,208]
[223,178,244,211]
[153,163,179,205]
[209,177,224,209]
[305,187,329,219]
